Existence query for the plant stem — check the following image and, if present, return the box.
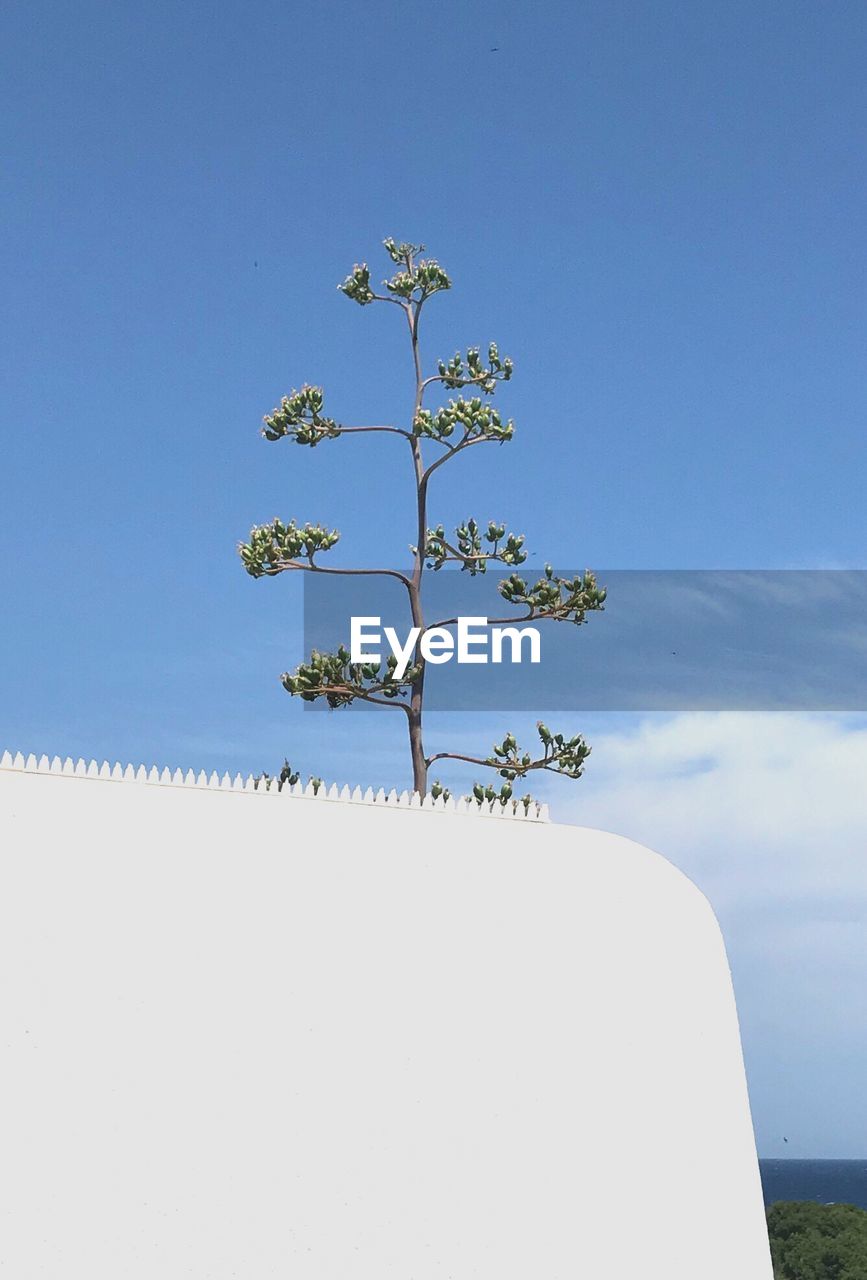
[405,278,429,796]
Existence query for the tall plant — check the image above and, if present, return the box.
[240,239,606,806]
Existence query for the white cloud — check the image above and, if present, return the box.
[566,712,867,912]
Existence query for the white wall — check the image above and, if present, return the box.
[0,759,772,1278]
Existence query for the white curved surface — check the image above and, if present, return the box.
[0,763,771,1277]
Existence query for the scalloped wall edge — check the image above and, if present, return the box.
[0,750,549,822]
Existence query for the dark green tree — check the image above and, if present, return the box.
[767,1201,867,1280]
[240,239,606,804]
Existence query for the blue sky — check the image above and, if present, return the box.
[2,0,866,1155]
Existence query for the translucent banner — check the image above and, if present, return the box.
[302,569,867,711]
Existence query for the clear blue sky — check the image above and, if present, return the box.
[2,0,866,1156]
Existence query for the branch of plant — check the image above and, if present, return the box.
[425,610,547,628]
[427,724,591,781]
[420,434,493,485]
[427,752,564,774]
[337,424,413,439]
[305,685,412,713]
[281,644,421,711]
[264,560,414,591]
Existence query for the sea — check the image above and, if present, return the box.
[760,1160,867,1210]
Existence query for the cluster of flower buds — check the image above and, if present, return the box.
[385,259,451,300]
[535,722,591,778]
[482,523,526,566]
[413,396,514,444]
[484,723,590,782]
[340,241,452,307]
[239,518,340,577]
[277,758,299,785]
[385,270,418,298]
[281,646,421,709]
[487,731,526,777]
[422,518,527,574]
[262,385,339,446]
[255,759,298,787]
[447,518,493,570]
[253,762,324,794]
[431,776,534,812]
[470,780,535,812]
[421,523,450,569]
[437,342,514,394]
[498,565,607,623]
[382,238,424,264]
[413,259,452,294]
[338,263,376,306]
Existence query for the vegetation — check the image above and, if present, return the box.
[767,1201,867,1280]
[240,239,606,804]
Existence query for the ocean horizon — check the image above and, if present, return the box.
[760,1160,867,1210]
